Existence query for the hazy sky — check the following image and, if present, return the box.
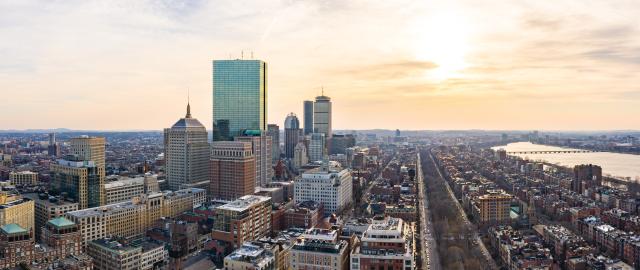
[1,0,639,131]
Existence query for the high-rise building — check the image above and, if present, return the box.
[267,124,280,162]
[350,217,416,270]
[48,133,60,157]
[212,59,267,139]
[572,164,603,194]
[303,100,314,135]
[164,103,210,191]
[70,136,106,169]
[313,94,332,138]
[50,157,105,209]
[292,142,308,171]
[294,165,352,215]
[284,113,302,159]
[212,195,272,249]
[209,141,256,201]
[236,131,272,189]
[0,193,34,231]
[308,133,325,162]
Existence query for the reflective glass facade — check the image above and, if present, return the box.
[212,60,267,139]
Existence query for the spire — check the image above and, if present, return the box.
[185,90,192,118]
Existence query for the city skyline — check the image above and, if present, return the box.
[1,1,639,131]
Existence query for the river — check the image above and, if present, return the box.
[492,142,640,182]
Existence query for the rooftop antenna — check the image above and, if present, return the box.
[241,50,244,59]
[321,86,324,96]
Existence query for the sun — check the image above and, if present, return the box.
[411,12,471,80]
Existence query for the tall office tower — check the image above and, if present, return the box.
[164,103,210,191]
[210,141,256,201]
[236,131,272,189]
[212,59,267,139]
[267,124,280,162]
[48,133,60,157]
[313,94,332,138]
[70,136,106,169]
[303,100,314,135]
[308,133,325,162]
[50,156,105,209]
[284,113,302,159]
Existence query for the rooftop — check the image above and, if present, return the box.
[47,216,76,228]
[0,223,28,235]
[217,195,270,212]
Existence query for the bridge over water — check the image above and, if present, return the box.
[507,150,595,154]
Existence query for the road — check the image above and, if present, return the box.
[417,153,441,270]
[427,150,499,270]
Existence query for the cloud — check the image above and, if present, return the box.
[331,60,437,80]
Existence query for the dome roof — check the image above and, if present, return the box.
[284,113,300,129]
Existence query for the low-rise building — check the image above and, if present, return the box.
[224,243,276,270]
[87,238,167,270]
[350,217,416,270]
[290,228,349,270]
[23,193,79,241]
[8,171,38,186]
[104,176,145,204]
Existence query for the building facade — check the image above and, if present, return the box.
[294,166,352,215]
[104,176,145,204]
[23,193,78,241]
[308,133,326,162]
[284,113,302,159]
[303,100,314,135]
[0,193,34,230]
[8,171,38,186]
[209,141,256,201]
[50,158,105,209]
[313,95,332,138]
[267,124,280,162]
[350,217,416,270]
[290,228,349,270]
[70,136,106,169]
[212,59,267,139]
[164,103,210,191]
[236,131,272,189]
[212,195,272,249]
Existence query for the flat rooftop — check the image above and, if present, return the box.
[217,195,270,212]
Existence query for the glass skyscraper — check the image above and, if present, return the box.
[212,59,267,139]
